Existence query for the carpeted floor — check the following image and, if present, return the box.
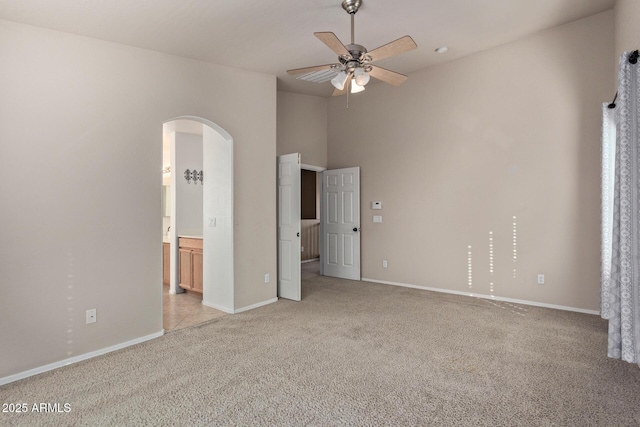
[2,264,640,426]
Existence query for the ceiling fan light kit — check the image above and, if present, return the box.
[287,0,417,105]
[350,79,365,93]
[331,71,349,90]
[354,67,370,86]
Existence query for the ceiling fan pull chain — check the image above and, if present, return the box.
[346,76,350,108]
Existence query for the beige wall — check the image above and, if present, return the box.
[327,11,614,311]
[0,20,276,378]
[277,91,328,168]
[614,0,640,58]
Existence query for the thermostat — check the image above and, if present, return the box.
[372,201,382,210]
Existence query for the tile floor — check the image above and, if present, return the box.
[162,286,227,332]
[162,260,320,332]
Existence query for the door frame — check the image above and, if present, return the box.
[301,163,326,276]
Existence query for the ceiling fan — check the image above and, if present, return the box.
[287,0,417,97]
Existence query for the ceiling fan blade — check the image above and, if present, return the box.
[287,64,335,76]
[314,32,351,57]
[367,36,417,62]
[369,66,408,86]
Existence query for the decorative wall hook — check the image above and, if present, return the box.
[184,169,203,184]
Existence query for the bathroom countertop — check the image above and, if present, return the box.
[178,234,203,239]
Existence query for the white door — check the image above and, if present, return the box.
[277,153,301,301]
[322,167,360,280]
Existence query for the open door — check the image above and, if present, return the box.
[277,153,301,301]
[322,167,361,280]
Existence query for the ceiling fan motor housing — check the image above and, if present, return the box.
[340,44,372,73]
[342,0,362,14]
[346,44,367,60]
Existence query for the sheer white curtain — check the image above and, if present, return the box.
[601,51,640,364]
[601,104,616,318]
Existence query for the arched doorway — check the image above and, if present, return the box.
[162,116,235,330]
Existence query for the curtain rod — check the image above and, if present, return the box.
[608,50,638,109]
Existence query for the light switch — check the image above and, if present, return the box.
[373,215,382,223]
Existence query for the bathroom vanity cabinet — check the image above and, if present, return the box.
[178,237,203,293]
[163,242,170,286]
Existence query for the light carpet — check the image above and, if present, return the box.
[2,269,640,426]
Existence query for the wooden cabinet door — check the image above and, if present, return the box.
[162,243,170,286]
[192,249,203,293]
[179,248,193,290]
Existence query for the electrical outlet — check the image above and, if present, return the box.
[86,309,97,324]
[301,246,304,252]
[264,274,270,283]
[537,274,545,284]
[383,260,388,268]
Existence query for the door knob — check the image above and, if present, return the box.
[297,232,300,237]
[353,227,359,232]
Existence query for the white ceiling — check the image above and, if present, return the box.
[0,0,615,97]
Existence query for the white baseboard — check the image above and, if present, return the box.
[203,297,278,314]
[201,300,234,313]
[302,258,320,264]
[361,278,600,315]
[234,297,278,313]
[0,330,165,386]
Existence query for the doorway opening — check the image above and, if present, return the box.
[277,155,361,301]
[301,166,322,278]
[161,116,235,331]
